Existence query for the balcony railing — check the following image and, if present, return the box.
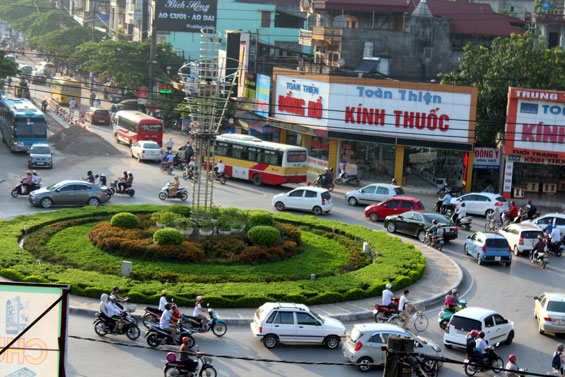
[299,29,312,46]
[312,26,342,43]
[526,8,565,23]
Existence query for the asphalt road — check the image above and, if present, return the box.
[2,53,564,376]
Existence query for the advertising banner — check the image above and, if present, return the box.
[275,75,330,127]
[0,283,69,377]
[255,74,270,118]
[474,147,501,170]
[154,0,218,32]
[505,87,565,161]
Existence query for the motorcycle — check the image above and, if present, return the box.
[545,235,563,257]
[463,342,503,376]
[438,299,467,330]
[425,228,444,251]
[93,311,141,340]
[163,348,217,377]
[182,166,198,182]
[313,174,334,192]
[529,249,549,269]
[433,199,455,217]
[334,172,360,186]
[373,297,400,322]
[207,167,227,185]
[451,213,472,231]
[145,322,195,348]
[438,184,464,197]
[181,306,228,337]
[161,162,174,175]
[11,179,40,198]
[159,182,189,201]
[109,180,135,197]
[142,303,182,329]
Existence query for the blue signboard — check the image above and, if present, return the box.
[255,74,270,118]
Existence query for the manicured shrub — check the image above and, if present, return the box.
[248,211,274,227]
[110,212,140,228]
[307,292,344,305]
[84,286,107,299]
[153,228,183,246]
[168,205,192,218]
[343,288,367,301]
[23,275,50,283]
[0,268,25,281]
[276,222,301,245]
[248,226,280,247]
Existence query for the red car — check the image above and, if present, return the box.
[364,196,424,222]
[85,107,111,125]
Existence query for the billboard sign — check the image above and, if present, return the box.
[154,0,218,32]
[505,87,565,162]
[0,282,69,377]
[474,147,500,170]
[255,74,270,118]
[275,75,330,127]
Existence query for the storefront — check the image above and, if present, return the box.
[270,68,478,189]
[502,87,565,199]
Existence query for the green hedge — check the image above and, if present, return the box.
[110,212,140,228]
[0,205,426,308]
[248,226,281,247]
[153,228,183,246]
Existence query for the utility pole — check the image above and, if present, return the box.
[148,1,157,93]
[142,0,149,40]
[91,0,97,42]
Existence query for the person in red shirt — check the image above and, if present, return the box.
[507,201,518,221]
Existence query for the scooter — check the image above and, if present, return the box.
[163,348,217,377]
[93,311,141,340]
[313,174,334,192]
[433,199,455,217]
[438,299,467,330]
[424,228,444,251]
[109,180,135,197]
[160,162,174,175]
[145,322,195,348]
[463,342,503,376]
[182,166,198,182]
[438,184,464,197]
[529,249,549,269]
[334,171,360,186]
[181,306,228,337]
[545,234,563,257]
[208,167,227,185]
[451,213,472,231]
[373,297,400,322]
[142,302,181,329]
[158,182,189,201]
[11,179,40,198]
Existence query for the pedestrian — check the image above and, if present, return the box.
[505,354,519,377]
[166,137,174,151]
[41,99,48,113]
[553,344,564,377]
[79,107,86,122]
[69,98,76,116]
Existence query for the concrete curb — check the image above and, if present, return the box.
[69,250,465,326]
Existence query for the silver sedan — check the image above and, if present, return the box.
[28,180,111,209]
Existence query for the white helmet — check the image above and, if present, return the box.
[386,283,392,289]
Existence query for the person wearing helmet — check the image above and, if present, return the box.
[505,354,519,377]
[475,332,488,366]
[193,296,208,331]
[85,170,95,184]
[159,290,169,312]
[160,303,178,344]
[532,234,546,261]
[444,289,460,313]
[452,202,467,226]
[381,283,397,311]
[31,170,40,189]
[107,295,123,334]
[466,330,479,361]
[22,170,34,193]
[322,168,331,187]
[179,336,198,375]
[427,220,439,245]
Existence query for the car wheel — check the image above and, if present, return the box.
[348,197,358,206]
[386,222,396,233]
[275,201,285,211]
[40,198,53,208]
[87,197,100,207]
[313,206,322,216]
[445,344,452,349]
[477,256,482,265]
[357,356,374,372]
[505,330,514,345]
[137,154,142,162]
[513,246,520,256]
[538,324,544,335]
[417,230,426,243]
[262,334,278,349]
[464,244,469,255]
[252,174,262,186]
[369,213,379,222]
[485,209,494,217]
[324,335,340,349]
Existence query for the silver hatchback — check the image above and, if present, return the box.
[29,180,111,209]
[28,143,53,169]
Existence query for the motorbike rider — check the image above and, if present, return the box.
[31,170,40,188]
[398,290,413,330]
[94,174,100,186]
[452,202,467,226]
[216,160,225,177]
[322,168,331,186]
[99,293,110,320]
[186,157,196,177]
[193,296,208,332]
[431,223,444,247]
[162,150,174,170]
[466,330,479,361]
[159,290,169,312]
[445,289,460,312]
[532,235,546,261]
[505,354,520,377]
[549,226,562,253]
[179,336,198,376]
[169,176,180,197]
[21,170,34,194]
[526,199,536,220]
[427,219,439,245]
[107,295,124,334]
[160,303,178,344]
[117,170,128,191]
[475,331,489,366]
[440,190,452,214]
[85,170,95,184]
[110,286,128,310]
[126,172,134,188]
[100,173,107,187]
[327,168,334,185]
[382,283,397,311]
[506,201,518,223]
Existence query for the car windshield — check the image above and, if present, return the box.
[547,301,565,313]
[450,316,481,331]
[321,191,331,200]
[31,146,50,154]
[46,182,64,190]
[423,214,449,224]
[394,187,405,195]
[486,238,509,248]
[349,327,363,342]
[143,143,160,149]
[15,120,47,138]
[310,310,324,323]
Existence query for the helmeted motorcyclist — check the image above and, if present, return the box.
[322,168,330,186]
[216,160,225,176]
[382,283,397,311]
[440,191,452,213]
[445,289,460,313]
[505,354,519,377]
[452,202,467,225]
[178,337,198,376]
[85,170,95,184]
[475,331,489,366]
[532,235,545,261]
[549,226,562,253]
[427,219,439,245]
[466,330,479,361]
[117,170,128,191]
[526,200,536,220]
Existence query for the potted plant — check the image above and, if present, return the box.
[151,212,165,228]
[160,211,180,228]
[210,206,221,223]
[217,215,232,235]
[178,218,194,236]
[199,219,214,236]
[231,220,244,233]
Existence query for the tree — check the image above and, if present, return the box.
[0,51,19,80]
[25,10,77,44]
[35,26,104,61]
[439,33,565,147]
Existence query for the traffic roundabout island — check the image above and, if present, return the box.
[0,205,425,307]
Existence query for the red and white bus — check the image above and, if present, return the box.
[113,111,164,146]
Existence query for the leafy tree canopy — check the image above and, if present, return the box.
[25,10,77,43]
[0,51,19,79]
[440,32,565,147]
[34,26,105,62]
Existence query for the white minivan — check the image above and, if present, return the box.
[444,307,514,349]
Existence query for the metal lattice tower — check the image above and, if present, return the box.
[185,28,238,223]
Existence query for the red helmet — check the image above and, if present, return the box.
[182,336,190,344]
[470,330,478,338]
[508,354,516,362]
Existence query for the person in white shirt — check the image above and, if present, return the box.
[382,283,397,310]
[398,290,414,330]
[452,202,467,225]
[159,290,168,312]
[166,138,174,151]
[31,171,40,187]
[550,227,562,246]
[107,296,122,333]
[193,296,208,331]
[216,160,225,175]
[69,98,76,115]
[475,332,489,366]
[160,303,178,344]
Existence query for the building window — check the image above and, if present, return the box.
[332,15,358,29]
[308,136,329,160]
[404,147,465,188]
[261,11,271,28]
[286,131,303,146]
[548,32,560,48]
[338,141,395,182]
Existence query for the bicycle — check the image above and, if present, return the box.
[484,213,499,232]
[387,306,429,332]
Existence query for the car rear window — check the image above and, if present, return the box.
[143,143,160,149]
[485,238,509,248]
[394,187,405,195]
[94,110,109,115]
[254,308,264,322]
[349,328,363,342]
[321,191,331,200]
[495,196,506,202]
[547,301,565,313]
[522,231,544,239]
[449,316,482,331]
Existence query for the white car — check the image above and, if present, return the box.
[250,302,346,349]
[451,192,509,217]
[444,307,514,349]
[343,323,442,372]
[272,187,332,216]
[534,292,565,335]
[523,214,565,243]
[346,183,404,206]
[498,223,544,256]
[130,140,162,162]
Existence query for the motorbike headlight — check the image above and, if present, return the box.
[431,345,441,352]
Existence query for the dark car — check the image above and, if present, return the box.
[384,211,458,243]
[85,107,111,125]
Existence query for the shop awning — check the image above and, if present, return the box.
[355,59,379,73]
[267,117,328,137]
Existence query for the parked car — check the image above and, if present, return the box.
[522,214,565,243]
[130,140,162,162]
[28,180,111,209]
[272,187,332,216]
[30,70,47,84]
[346,183,404,206]
[364,196,424,222]
[464,232,511,266]
[27,143,52,169]
[85,107,111,125]
[498,223,544,256]
[450,192,509,217]
[250,302,346,349]
[384,211,458,243]
[534,292,565,335]
[443,307,514,349]
[343,323,442,372]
